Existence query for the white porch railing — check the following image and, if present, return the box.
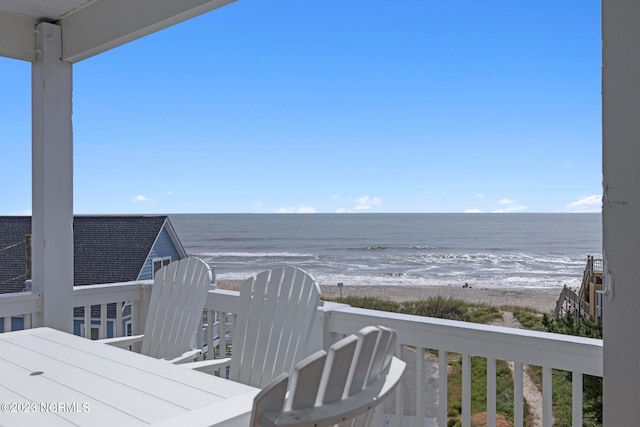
[0,280,152,339]
[72,280,152,339]
[0,291,41,332]
[0,282,603,427]
[322,305,602,427]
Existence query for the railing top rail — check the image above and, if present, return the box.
[0,291,42,318]
[205,288,241,314]
[0,290,39,300]
[72,280,151,307]
[325,305,603,376]
[72,280,152,292]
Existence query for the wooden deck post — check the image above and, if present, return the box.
[31,22,74,333]
[602,0,640,423]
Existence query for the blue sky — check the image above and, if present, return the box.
[1,0,601,214]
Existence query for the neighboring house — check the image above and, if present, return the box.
[0,216,188,336]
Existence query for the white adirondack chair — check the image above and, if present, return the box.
[190,265,321,388]
[250,325,406,427]
[101,256,212,363]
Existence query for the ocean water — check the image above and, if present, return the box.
[170,213,602,289]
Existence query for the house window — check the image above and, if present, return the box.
[152,257,172,277]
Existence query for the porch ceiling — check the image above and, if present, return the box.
[0,0,235,63]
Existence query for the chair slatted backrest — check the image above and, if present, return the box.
[231,265,321,388]
[141,256,212,360]
[251,325,406,427]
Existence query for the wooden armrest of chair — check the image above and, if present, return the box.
[101,336,201,364]
[100,334,144,349]
[165,349,203,364]
[184,357,232,374]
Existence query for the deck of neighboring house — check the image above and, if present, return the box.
[0,215,187,336]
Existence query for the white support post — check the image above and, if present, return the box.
[31,22,74,333]
[603,1,640,425]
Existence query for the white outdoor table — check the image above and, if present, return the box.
[0,327,259,427]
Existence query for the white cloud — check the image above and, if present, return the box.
[132,195,153,203]
[276,206,316,213]
[354,204,372,211]
[336,208,350,213]
[332,195,340,200]
[567,195,601,212]
[492,204,527,213]
[351,195,382,211]
[465,209,483,213]
[355,196,382,206]
[474,193,485,199]
[165,191,174,196]
[493,198,526,212]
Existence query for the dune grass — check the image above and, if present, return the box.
[335,294,503,324]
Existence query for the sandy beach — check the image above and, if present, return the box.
[216,279,561,314]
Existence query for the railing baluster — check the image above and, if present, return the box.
[487,358,496,427]
[212,311,219,358]
[416,346,424,427]
[100,303,107,339]
[438,350,448,427]
[196,312,204,359]
[219,312,228,359]
[572,371,583,427]
[226,312,233,357]
[543,366,553,427]
[23,313,31,330]
[83,305,91,338]
[131,300,140,336]
[462,354,471,427]
[206,309,214,360]
[115,301,123,337]
[394,343,404,427]
[514,362,524,427]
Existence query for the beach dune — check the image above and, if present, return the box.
[216,280,560,314]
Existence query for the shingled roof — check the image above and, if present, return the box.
[0,217,30,293]
[0,215,183,293]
